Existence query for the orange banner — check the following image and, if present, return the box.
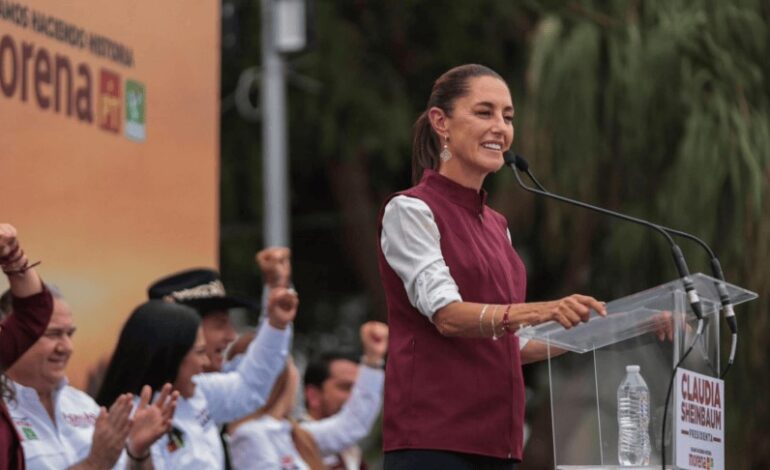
[0,0,220,389]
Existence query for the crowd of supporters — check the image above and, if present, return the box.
[0,223,385,470]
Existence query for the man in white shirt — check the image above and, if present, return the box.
[228,322,388,470]
[147,268,255,374]
[148,247,291,374]
[1,287,173,470]
[303,352,367,470]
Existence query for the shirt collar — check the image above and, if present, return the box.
[11,377,69,401]
[422,169,488,215]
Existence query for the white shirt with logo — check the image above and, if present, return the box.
[228,365,384,470]
[149,320,292,469]
[8,379,104,470]
[147,386,224,469]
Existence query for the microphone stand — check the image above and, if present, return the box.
[503,152,706,469]
[514,153,737,378]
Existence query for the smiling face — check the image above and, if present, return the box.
[429,75,515,187]
[174,327,210,398]
[200,310,236,372]
[7,298,76,395]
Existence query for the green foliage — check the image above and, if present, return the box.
[524,1,770,467]
[220,0,770,467]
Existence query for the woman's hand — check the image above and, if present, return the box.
[266,287,299,329]
[434,296,606,338]
[516,294,606,329]
[360,321,388,366]
[126,384,178,460]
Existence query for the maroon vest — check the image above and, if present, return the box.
[377,170,528,459]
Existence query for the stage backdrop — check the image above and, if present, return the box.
[0,0,220,390]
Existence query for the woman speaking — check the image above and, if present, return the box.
[377,64,606,469]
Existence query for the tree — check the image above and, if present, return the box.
[522,1,770,467]
[219,0,770,467]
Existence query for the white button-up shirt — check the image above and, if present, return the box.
[7,378,102,470]
[148,320,291,469]
[382,196,529,348]
[228,365,385,470]
[381,196,464,321]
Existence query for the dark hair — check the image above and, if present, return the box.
[96,300,200,406]
[303,351,358,389]
[411,64,505,184]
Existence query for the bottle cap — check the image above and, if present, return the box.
[626,365,640,373]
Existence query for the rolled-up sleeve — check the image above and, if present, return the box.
[382,197,528,350]
[381,196,462,321]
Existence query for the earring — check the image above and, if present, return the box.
[440,137,452,162]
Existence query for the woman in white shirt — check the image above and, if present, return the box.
[228,321,388,470]
[96,287,298,469]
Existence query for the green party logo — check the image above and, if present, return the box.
[22,426,38,441]
[125,79,146,142]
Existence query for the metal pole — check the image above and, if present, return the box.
[261,0,289,247]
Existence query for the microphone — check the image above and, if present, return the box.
[511,153,738,377]
[503,152,705,323]
[504,152,712,470]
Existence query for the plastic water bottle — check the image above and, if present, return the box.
[617,365,651,466]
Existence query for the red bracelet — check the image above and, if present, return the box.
[501,304,512,335]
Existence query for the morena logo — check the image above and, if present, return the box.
[0,32,144,140]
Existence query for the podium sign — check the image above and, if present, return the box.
[674,368,724,470]
[518,273,756,469]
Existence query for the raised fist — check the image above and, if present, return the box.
[267,287,298,329]
[0,224,26,272]
[360,321,388,364]
[256,247,291,288]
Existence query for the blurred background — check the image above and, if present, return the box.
[2,0,769,468]
[219,1,769,468]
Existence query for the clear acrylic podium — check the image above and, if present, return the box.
[517,273,757,469]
